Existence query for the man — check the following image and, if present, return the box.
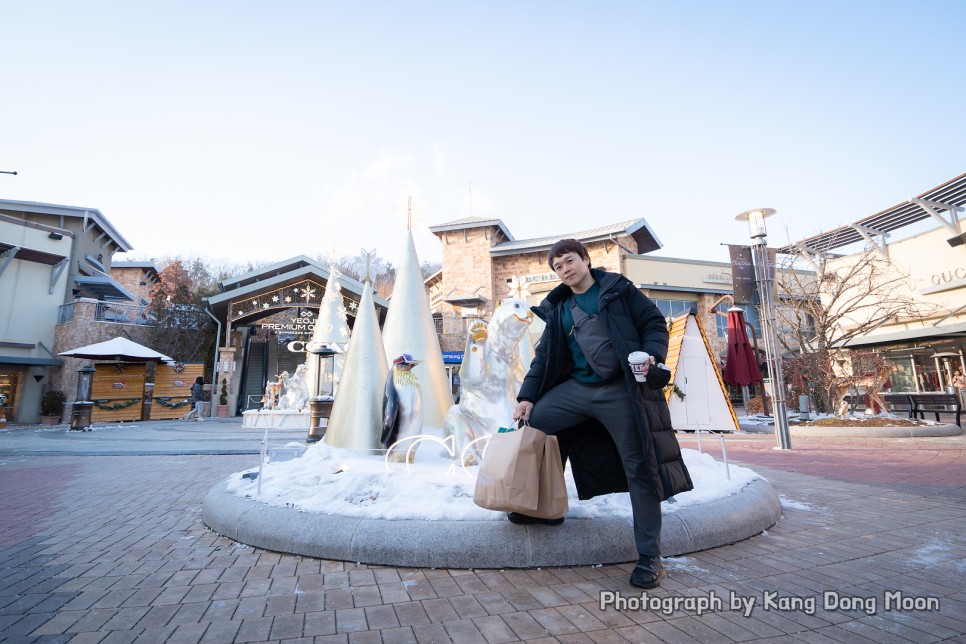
[513,239,692,589]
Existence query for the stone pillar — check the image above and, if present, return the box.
[217,346,237,414]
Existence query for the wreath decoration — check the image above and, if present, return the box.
[155,397,192,409]
[112,364,126,374]
[173,363,186,373]
[665,382,686,401]
[92,398,140,411]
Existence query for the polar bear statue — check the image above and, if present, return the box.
[278,363,311,411]
[442,298,533,454]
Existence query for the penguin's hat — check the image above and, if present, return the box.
[392,353,420,365]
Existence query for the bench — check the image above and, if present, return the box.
[882,393,915,419]
[842,393,916,418]
[841,394,868,413]
[909,394,962,427]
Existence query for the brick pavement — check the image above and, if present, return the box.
[1,433,965,643]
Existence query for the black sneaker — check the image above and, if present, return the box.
[629,556,666,589]
[507,512,564,526]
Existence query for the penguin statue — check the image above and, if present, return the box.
[381,354,422,453]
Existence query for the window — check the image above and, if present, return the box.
[714,304,762,338]
[651,299,697,321]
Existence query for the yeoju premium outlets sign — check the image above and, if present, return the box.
[260,312,316,333]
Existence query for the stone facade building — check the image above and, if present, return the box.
[428,217,662,352]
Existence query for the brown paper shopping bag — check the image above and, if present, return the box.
[473,425,544,513]
[532,434,569,519]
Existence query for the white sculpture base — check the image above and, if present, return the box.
[241,409,310,429]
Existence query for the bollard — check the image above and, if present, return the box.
[720,434,730,480]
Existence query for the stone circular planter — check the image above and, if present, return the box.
[202,477,781,568]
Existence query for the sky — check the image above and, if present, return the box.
[2,1,964,270]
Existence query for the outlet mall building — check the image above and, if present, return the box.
[2,173,965,422]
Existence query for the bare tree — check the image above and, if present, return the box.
[778,246,938,413]
[147,260,216,367]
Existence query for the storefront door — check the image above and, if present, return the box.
[0,370,21,422]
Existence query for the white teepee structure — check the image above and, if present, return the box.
[665,312,739,432]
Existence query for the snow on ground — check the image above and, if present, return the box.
[779,495,817,511]
[224,441,763,521]
[738,411,939,426]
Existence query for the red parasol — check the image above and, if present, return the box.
[722,308,763,387]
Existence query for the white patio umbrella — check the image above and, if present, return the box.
[59,337,175,363]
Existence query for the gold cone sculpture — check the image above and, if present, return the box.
[381,230,454,429]
[323,279,388,452]
[305,267,351,393]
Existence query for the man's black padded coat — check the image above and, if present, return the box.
[517,268,693,501]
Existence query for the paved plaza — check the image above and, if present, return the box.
[1,420,965,643]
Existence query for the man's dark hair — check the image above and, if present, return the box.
[547,238,591,270]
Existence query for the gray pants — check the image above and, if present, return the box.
[184,401,205,420]
[529,378,662,557]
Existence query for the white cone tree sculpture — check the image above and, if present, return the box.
[323,277,388,452]
[305,267,351,393]
[381,230,453,429]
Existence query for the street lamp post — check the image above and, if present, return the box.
[736,208,792,450]
[307,345,337,443]
[70,365,96,431]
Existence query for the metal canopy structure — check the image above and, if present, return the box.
[776,172,966,255]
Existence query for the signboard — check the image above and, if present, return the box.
[442,351,464,365]
[728,245,779,306]
[522,273,559,285]
[728,245,758,306]
[261,313,317,333]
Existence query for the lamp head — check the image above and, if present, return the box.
[735,208,777,239]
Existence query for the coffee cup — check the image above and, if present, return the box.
[628,351,649,382]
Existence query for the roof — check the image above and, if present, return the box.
[113,260,160,271]
[777,172,966,255]
[206,256,389,323]
[429,217,515,242]
[0,199,133,252]
[218,256,352,293]
[489,218,662,257]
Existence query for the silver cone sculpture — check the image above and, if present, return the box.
[382,230,453,429]
[306,267,351,393]
[323,280,388,453]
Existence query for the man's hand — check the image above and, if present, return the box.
[513,401,533,421]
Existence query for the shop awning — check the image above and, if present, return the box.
[842,321,966,347]
[0,355,63,366]
[74,275,135,301]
